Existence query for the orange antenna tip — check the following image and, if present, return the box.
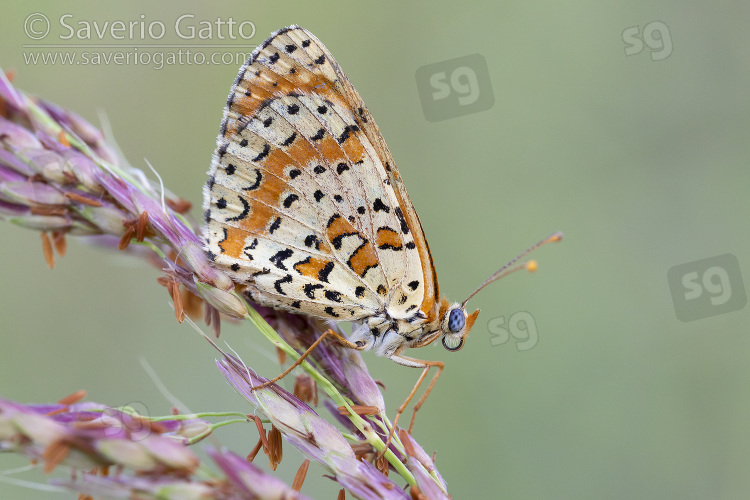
[461,231,562,306]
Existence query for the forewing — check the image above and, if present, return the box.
[203,26,429,321]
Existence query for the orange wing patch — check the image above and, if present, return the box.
[375,227,403,251]
[326,214,379,279]
[348,242,379,278]
[325,213,357,244]
[217,226,247,259]
[319,135,349,166]
[293,256,334,281]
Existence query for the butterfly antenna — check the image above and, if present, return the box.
[461,231,563,307]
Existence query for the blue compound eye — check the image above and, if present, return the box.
[448,308,465,333]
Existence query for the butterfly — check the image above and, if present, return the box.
[203,25,561,436]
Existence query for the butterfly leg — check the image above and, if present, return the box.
[251,329,364,391]
[378,354,444,457]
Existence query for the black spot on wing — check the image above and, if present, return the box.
[282,132,297,147]
[337,124,359,144]
[242,170,262,191]
[324,306,339,317]
[355,286,365,298]
[304,234,321,249]
[282,194,299,208]
[408,280,419,291]
[378,242,402,251]
[303,283,323,299]
[274,275,292,295]
[226,197,249,222]
[270,248,293,270]
[394,208,410,234]
[373,198,390,213]
[325,290,342,303]
[318,261,334,283]
[252,144,270,162]
[269,217,282,234]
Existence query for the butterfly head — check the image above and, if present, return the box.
[438,302,480,352]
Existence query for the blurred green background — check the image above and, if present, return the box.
[2,1,749,498]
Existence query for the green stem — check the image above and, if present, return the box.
[243,301,417,486]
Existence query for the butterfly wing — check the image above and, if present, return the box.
[315,32,441,322]
[203,26,437,324]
